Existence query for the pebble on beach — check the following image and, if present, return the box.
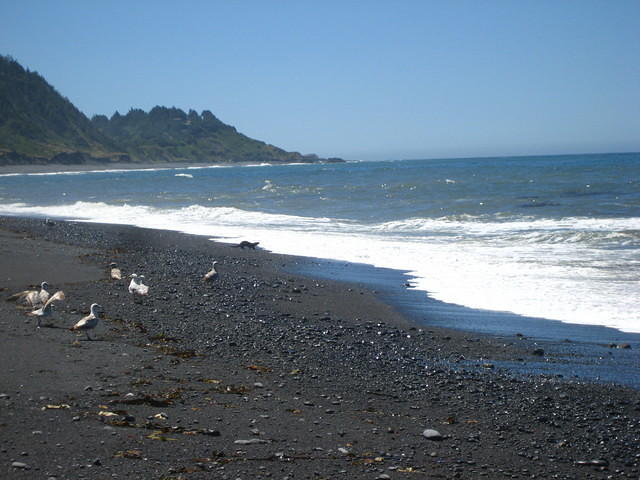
[422,429,443,441]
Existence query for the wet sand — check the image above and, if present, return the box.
[0,216,638,479]
[294,260,640,390]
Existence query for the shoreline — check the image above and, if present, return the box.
[0,160,342,176]
[1,216,639,478]
[293,257,640,390]
[3,210,640,389]
[4,212,640,389]
[0,161,219,175]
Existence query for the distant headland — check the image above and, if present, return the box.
[0,55,344,168]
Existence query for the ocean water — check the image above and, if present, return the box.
[1,153,639,335]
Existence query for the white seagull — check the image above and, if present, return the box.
[70,303,102,340]
[128,274,149,296]
[203,261,219,282]
[110,263,122,280]
[7,281,50,308]
[26,290,65,327]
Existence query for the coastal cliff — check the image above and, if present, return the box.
[0,55,343,166]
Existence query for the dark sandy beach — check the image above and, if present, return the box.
[0,216,638,479]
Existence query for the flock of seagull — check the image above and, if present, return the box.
[6,260,220,341]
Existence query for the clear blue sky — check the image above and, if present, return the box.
[1,1,638,161]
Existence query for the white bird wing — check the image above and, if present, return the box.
[7,289,35,303]
[26,305,45,316]
[137,282,149,295]
[73,315,89,329]
[72,313,97,330]
[44,290,65,308]
[25,290,40,305]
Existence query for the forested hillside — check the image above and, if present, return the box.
[0,55,341,165]
[90,107,327,164]
[0,55,122,163]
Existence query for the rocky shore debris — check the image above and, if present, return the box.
[234,240,260,249]
[234,438,270,445]
[422,429,444,441]
[576,459,610,467]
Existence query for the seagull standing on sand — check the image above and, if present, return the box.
[203,261,219,282]
[70,303,102,340]
[128,274,149,296]
[110,263,122,280]
[27,290,65,327]
[7,281,50,308]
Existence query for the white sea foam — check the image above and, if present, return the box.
[1,201,638,333]
[262,180,276,192]
[0,161,322,178]
[0,167,178,177]
[0,163,262,178]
